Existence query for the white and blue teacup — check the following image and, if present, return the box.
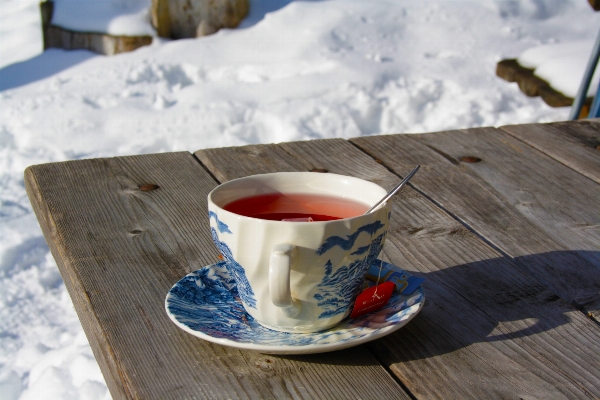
[207,172,391,333]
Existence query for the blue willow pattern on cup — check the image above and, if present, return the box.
[315,220,386,255]
[314,220,386,319]
[165,261,424,348]
[208,211,257,309]
[209,211,232,234]
[315,231,385,319]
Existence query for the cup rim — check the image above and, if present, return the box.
[208,172,389,224]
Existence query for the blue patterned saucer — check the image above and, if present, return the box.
[165,260,424,354]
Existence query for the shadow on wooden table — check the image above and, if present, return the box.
[272,251,598,367]
[361,250,599,363]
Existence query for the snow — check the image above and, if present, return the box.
[51,0,155,36]
[0,1,598,399]
[0,0,43,68]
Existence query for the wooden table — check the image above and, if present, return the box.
[25,119,600,399]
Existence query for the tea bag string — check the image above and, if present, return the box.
[373,259,384,297]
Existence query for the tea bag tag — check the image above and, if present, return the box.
[350,281,394,318]
[281,217,314,222]
[365,260,425,295]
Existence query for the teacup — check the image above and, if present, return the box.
[207,172,391,333]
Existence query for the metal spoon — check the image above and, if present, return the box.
[365,165,420,214]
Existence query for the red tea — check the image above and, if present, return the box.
[223,193,369,221]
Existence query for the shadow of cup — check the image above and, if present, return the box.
[366,250,598,361]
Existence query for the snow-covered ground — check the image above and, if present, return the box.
[1,0,598,398]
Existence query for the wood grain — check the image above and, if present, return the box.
[195,143,310,182]
[500,119,600,184]
[25,152,410,399]
[196,138,600,398]
[351,127,600,316]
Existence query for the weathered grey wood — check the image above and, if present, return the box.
[25,152,410,399]
[351,127,600,317]
[195,143,310,183]
[500,119,600,184]
[280,138,600,398]
[195,139,600,398]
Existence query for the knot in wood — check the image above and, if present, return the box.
[255,359,274,372]
[139,183,160,191]
[460,156,482,163]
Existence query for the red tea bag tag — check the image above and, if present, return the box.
[350,281,395,318]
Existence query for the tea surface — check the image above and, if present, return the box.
[223,193,369,221]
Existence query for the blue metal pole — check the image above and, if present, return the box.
[589,80,600,118]
[569,27,600,120]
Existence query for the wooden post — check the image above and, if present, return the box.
[39,1,54,50]
[151,0,172,38]
[151,0,249,39]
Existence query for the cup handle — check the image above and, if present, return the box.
[269,244,301,318]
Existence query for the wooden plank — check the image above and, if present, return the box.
[351,127,600,317]
[195,143,309,183]
[500,119,600,184]
[25,152,410,399]
[195,139,600,398]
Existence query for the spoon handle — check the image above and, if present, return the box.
[366,165,420,214]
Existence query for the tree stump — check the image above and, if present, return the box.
[151,0,250,39]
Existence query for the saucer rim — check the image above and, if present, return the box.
[165,262,425,354]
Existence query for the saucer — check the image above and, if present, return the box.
[165,260,424,354]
